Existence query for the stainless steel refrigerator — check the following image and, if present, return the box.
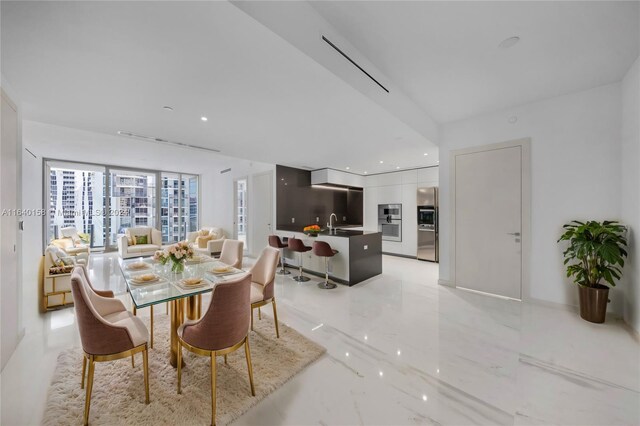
[417,187,438,262]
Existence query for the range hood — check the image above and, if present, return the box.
[311,169,364,190]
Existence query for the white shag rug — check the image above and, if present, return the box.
[43,312,325,425]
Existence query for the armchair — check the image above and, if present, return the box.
[117,226,162,259]
[40,244,88,312]
[51,234,90,259]
[187,227,226,256]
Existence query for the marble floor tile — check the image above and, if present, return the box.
[1,253,638,425]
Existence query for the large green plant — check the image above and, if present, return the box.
[558,221,627,288]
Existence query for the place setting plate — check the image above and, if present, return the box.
[125,261,151,271]
[174,277,212,292]
[185,255,213,265]
[206,264,243,277]
[129,273,163,286]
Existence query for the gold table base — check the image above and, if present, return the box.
[170,294,202,368]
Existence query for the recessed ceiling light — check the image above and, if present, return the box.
[396,166,400,170]
[201,116,208,122]
[499,36,520,49]
[345,167,350,170]
[379,160,384,164]
[163,106,174,111]
[437,161,440,163]
[363,171,368,174]
[424,153,428,156]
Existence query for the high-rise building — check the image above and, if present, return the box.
[49,169,104,246]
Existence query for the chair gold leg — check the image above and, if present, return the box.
[132,354,135,368]
[224,354,227,365]
[81,355,86,389]
[210,352,217,426]
[133,305,136,316]
[251,308,254,331]
[166,302,168,315]
[244,337,256,396]
[177,341,182,394]
[150,305,154,349]
[272,299,280,339]
[143,346,150,404]
[258,307,261,320]
[84,356,95,426]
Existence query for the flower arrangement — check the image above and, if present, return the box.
[153,241,194,273]
[303,224,321,237]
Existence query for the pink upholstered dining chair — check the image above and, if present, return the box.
[177,273,255,426]
[218,239,244,269]
[77,264,114,298]
[249,247,281,338]
[70,268,150,425]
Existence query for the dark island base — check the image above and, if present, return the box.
[283,232,382,286]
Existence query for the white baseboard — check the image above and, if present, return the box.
[438,278,454,287]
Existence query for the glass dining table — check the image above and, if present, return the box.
[118,255,247,367]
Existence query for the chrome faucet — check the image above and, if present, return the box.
[328,213,338,234]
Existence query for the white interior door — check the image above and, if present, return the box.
[455,145,522,299]
[1,89,20,370]
[251,171,273,257]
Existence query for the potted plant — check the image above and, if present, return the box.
[557,220,627,323]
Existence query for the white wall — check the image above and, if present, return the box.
[208,162,275,257]
[1,76,24,370]
[20,121,274,331]
[364,167,438,257]
[621,57,640,332]
[439,83,624,314]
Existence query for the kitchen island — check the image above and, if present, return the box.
[276,227,382,286]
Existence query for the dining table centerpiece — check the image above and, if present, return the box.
[303,224,321,237]
[153,241,194,273]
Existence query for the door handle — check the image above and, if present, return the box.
[507,232,520,236]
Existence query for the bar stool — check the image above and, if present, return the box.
[313,241,339,289]
[268,235,290,275]
[288,238,311,282]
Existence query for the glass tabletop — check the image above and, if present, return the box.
[118,256,247,309]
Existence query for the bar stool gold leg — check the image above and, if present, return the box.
[150,305,154,349]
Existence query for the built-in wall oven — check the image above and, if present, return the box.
[378,204,402,242]
[417,187,439,262]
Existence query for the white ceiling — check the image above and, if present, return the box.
[309,1,640,123]
[0,1,438,175]
[3,1,637,175]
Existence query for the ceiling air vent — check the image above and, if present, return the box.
[322,35,389,94]
[220,168,232,174]
[116,131,221,153]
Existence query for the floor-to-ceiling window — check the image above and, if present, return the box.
[44,160,199,250]
[235,178,247,245]
[45,162,106,248]
[183,174,199,238]
[160,173,199,244]
[109,169,156,247]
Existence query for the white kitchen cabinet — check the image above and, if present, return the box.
[364,167,438,257]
